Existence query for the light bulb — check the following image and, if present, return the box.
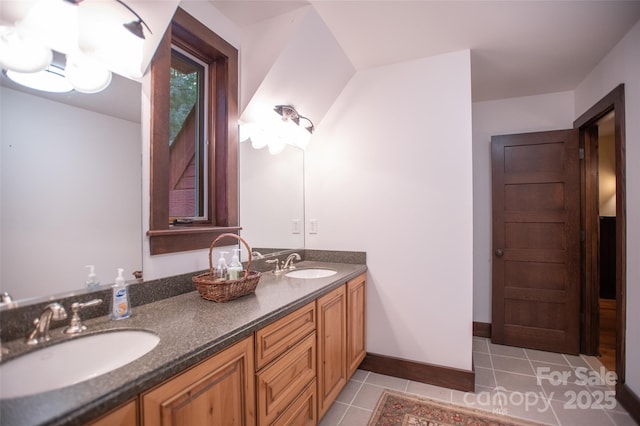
[65,53,112,93]
[19,0,79,55]
[0,26,52,73]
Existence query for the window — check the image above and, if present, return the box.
[148,8,239,255]
[169,48,207,220]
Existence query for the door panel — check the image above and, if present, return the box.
[492,129,580,354]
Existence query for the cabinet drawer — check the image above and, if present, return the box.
[88,399,137,426]
[272,380,316,426]
[255,302,316,370]
[257,332,316,425]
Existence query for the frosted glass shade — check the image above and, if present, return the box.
[65,54,112,93]
[5,66,73,93]
[0,26,52,73]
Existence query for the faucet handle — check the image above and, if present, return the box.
[64,299,103,335]
[266,258,281,273]
[76,299,103,310]
[1,292,13,304]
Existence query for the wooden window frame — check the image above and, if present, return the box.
[147,7,239,255]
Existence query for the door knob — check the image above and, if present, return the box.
[495,248,504,257]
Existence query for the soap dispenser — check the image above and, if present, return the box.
[111,268,130,320]
[214,251,229,281]
[85,265,100,290]
[228,248,243,280]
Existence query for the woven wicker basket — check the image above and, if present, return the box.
[193,233,261,302]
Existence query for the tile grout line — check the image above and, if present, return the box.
[485,339,503,411]
[581,359,621,425]
[523,348,562,426]
[337,370,372,425]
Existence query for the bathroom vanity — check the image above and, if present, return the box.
[0,259,366,426]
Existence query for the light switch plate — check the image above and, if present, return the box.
[292,219,301,234]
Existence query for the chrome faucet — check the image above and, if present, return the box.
[26,303,68,345]
[282,253,301,270]
[64,299,103,335]
[266,258,282,273]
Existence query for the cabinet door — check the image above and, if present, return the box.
[316,285,347,419]
[89,399,138,426]
[142,336,255,426]
[347,274,366,378]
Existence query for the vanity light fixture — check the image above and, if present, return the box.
[58,0,151,40]
[273,105,315,135]
[0,0,151,93]
[240,105,315,154]
[114,0,152,40]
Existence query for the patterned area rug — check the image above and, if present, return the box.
[368,390,543,426]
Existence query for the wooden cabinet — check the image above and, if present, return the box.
[256,303,317,426]
[89,399,137,426]
[316,285,347,419]
[347,274,366,378]
[142,336,255,426]
[89,271,365,426]
[317,273,367,420]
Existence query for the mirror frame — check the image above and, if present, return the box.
[147,8,240,254]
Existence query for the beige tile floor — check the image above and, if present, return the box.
[319,337,638,425]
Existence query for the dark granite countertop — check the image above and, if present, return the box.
[0,260,366,426]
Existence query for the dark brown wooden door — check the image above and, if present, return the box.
[491,129,580,355]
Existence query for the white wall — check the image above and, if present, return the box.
[239,7,311,113]
[305,50,473,371]
[240,7,355,130]
[471,91,575,323]
[0,87,141,299]
[574,19,640,396]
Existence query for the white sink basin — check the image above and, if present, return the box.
[0,330,159,399]
[285,268,337,279]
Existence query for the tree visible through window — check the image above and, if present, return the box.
[169,49,206,219]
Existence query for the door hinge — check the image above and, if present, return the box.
[579,148,585,160]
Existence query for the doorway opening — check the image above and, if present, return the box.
[575,84,626,389]
[589,111,617,372]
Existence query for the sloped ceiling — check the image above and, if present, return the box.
[212,0,640,102]
[239,6,355,127]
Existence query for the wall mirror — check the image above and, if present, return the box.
[0,78,306,308]
[239,140,305,260]
[0,73,143,303]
